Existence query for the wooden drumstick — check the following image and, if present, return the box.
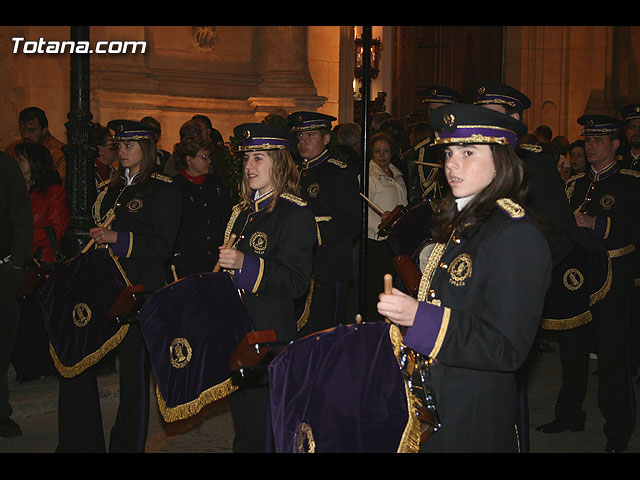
[384,273,393,323]
[414,161,443,168]
[82,212,116,254]
[213,233,237,272]
[170,264,179,283]
[360,192,385,216]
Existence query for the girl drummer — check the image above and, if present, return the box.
[218,123,316,452]
[377,104,552,452]
[57,120,182,453]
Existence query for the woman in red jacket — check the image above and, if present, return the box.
[12,142,69,382]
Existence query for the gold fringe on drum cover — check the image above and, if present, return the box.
[155,377,239,423]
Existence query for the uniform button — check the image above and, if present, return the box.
[439,261,448,269]
[203,202,208,207]
[428,289,436,298]
[452,235,461,244]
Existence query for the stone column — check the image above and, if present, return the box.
[251,26,325,112]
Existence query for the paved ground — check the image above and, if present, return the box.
[1,337,639,454]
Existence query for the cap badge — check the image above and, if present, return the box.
[443,113,456,128]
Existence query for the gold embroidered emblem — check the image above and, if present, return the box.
[249,231,268,254]
[307,183,320,198]
[294,422,316,453]
[126,198,143,213]
[169,338,192,369]
[563,268,584,291]
[448,253,472,286]
[600,194,615,210]
[443,113,455,128]
[72,303,92,327]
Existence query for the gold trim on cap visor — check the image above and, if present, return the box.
[432,134,511,146]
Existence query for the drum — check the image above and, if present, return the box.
[38,248,132,378]
[386,200,433,257]
[136,271,252,422]
[268,321,426,453]
[541,228,611,330]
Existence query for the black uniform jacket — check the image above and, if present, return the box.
[402,199,552,452]
[517,143,578,268]
[566,161,640,287]
[298,149,360,283]
[171,172,232,277]
[566,161,640,254]
[93,172,182,292]
[224,192,316,345]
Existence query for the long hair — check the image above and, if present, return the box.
[109,138,157,186]
[238,149,300,213]
[430,143,529,243]
[15,142,61,193]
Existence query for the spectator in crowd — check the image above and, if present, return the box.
[12,142,69,384]
[5,107,66,183]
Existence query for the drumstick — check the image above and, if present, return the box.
[81,212,116,254]
[170,264,179,283]
[383,273,393,324]
[212,233,237,272]
[414,161,443,168]
[359,192,385,216]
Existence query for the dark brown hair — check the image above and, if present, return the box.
[430,143,529,242]
[109,137,157,186]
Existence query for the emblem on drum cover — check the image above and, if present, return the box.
[169,337,192,368]
[599,194,615,210]
[126,198,143,213]
[72,302,92,327]
[294,422,316,453]
[307,183,320,198]
[448,253,472,286]
[563,268,584,291]
[249,231,268,254]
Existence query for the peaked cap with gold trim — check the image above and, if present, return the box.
[472,81,531,112]
[429,103,527,147]
[107,119,160,141]
[234,123,294,152]
[577,114,623,137]
[423,85,465,105]
[621,103,640,123]
[287,111,336,133]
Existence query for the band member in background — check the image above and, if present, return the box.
[56,120,181,453]
[536,115,640,453]
[288,111,360,334]
[218,123,316,452]
[377,104,552,452]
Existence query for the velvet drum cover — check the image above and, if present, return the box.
[136,272,251,422]
[38,248,130,378]
[268,321,420,453]
[541,227,611,330]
